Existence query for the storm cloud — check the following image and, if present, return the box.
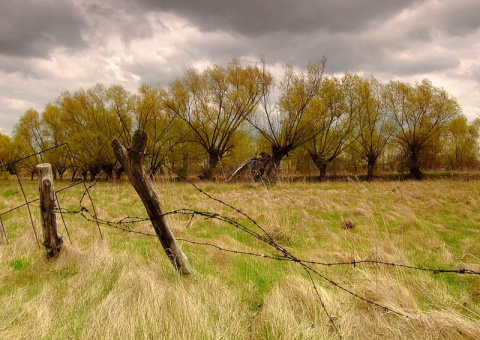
[0,0,87,58]
[0,0,479,134]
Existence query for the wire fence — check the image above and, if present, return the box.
[0,143,101,245]
[1,144,479,339]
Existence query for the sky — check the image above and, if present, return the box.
[1,0,479,135]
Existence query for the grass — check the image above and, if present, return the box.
[0,178,479,339]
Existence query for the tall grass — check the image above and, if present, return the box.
[0,179,479,339]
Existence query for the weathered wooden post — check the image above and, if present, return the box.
[37,163,63,258]
[112,130,192,275]
[0,216,7,244]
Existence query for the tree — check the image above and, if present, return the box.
[249,58,326,182]
[0,133,18,175]
[13,109,48,154]
[443,116,480,169]
[105,84,134,148]
[386,79,461,180]
[166,59,272,179]
[353,77,396,181]
[304,73,359,181]
[41,103,71,179]
[12,109,49,177]
[56,84,132,181]
[134,84,193,179]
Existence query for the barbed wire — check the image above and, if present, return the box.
[3,152,479,339]
[52,202,480,278]
[0,143,102,244]
[60,172,480,339]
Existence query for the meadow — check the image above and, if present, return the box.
[0,178,479,339]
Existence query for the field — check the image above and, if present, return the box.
[0,178,479,339]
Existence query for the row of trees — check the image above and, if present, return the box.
[1,58,479,182]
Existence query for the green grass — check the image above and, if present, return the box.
[8,256,32,270]
[0,178,479,339]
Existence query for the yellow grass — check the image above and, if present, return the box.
[0,179,479,339]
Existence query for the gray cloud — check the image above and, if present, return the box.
[137,0,425,36]
[1,0,479,134]
[472,64,480,83]
[81,1,159,47]
[0,0,88,58]
[432,0,480,36]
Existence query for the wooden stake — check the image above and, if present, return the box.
[37,163,63,258]
[112,130,192,275]
[0,215,8,244]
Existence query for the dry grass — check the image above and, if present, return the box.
[0,179,479,339]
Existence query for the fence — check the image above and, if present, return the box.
[0,143,101,246]
[1,143,479,339]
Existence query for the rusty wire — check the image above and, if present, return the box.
[2,154,479,339]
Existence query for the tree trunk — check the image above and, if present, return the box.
[256,146,291,183]
[58,167,67,180]
[112,130,192,275]
[409,146,423,180]
[6,164,16,175]
[89,165,101,182]
[267,153,284,182]
[102,164,114,181]
[318,162,328,181]
[366,158,376,182]
[114,166,124,180]
[410,164,423,180]
[177,154,190,180]
[37,163,63,258]
[311,154,328,181]
[202,151,221,180]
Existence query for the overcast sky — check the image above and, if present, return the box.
[1,0,479,134]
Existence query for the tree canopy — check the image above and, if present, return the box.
[2,58,477,182]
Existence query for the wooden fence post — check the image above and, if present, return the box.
[112,130,192,275]
[37,163,63,258]
[0,216,7,244]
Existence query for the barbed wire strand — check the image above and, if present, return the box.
[0,179,87,246]
[59,182,480,276]
[164,163,280,245]
[173,239,480,276]
[48,206,480,279]
[0,181,82,217]
[64,143,103,239]
[0,143,102,244]
[302,265,342,336]
[162,208,480,275]
[13,163,40,246]
[54,191,72,244]
[1,144,62,169]
[189,211,408,320]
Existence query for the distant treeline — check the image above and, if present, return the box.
[1,58,479,182]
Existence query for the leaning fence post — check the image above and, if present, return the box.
[112,130,192,275]
[37,163,63,258]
